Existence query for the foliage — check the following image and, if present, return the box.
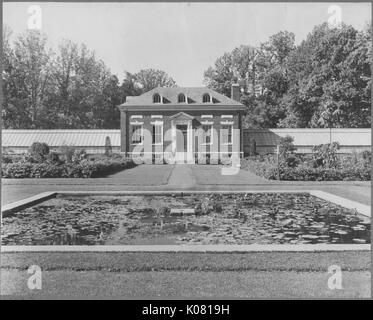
[1,157,135,178]
[279,165,370,181]
[28,142,50,162]
[72,149,88,164]
[2,29,177,130]
[242,150,371,181]
[105,136,112,157]
[204,23,371,129]
[58,145,76,163]
[132,69,176,92]
[312,142,340,168]
[46,152,61,164]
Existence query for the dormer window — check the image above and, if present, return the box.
[153,93,161,103]
[202,93,211,103]
[178,93,186,103]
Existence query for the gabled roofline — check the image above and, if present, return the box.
[169,112,195,120]
[117,104,245,112]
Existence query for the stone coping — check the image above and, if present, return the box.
[1,244,370,253]
[1,192,57,217]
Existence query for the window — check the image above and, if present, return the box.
[152,124,163,144]
[221,125,233,144]
[131,124,143,144]
[202,93,211,103]
[202,124,212,145]
[178,93,186,103]
[153,93,161,103]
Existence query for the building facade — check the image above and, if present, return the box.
[117,85,245,164]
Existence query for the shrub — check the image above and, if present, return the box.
[2,156,135,179]
[361,150,371,162]
[284,154,300,168]
[46,152,61,164]
[105,136,112,157]
[72,149,88,164]
[241,154,370,181]
[29,163,64,178]
[278,135,299,168]
[279,165,370,181]
[241,155,279,179]
[2,162,33,178]
[2,154,13,164]
[312,142,340,168]
[29,142,50,162]
[279,135,296,157]
[59,145,76,163]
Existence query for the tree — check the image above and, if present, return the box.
[282,23,371,128]
[258,31,295,71]
[203,34,295,128]
[2,30,53,128]
[133,69,176,92]
[203,52,234,97]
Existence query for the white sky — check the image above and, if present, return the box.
[3,2,371,86]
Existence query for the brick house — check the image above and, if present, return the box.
[118,84,246,164]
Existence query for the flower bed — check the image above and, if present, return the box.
[1,157,135,178]
[241,155,371,181]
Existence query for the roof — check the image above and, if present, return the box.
[2,130,121,148]
[119,87,244,108]
[2,128,370,149]
[244,129,371,146]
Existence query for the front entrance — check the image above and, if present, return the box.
[171,112,194,164]
[176,124,188,163]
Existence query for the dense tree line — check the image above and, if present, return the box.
[2,22,371,130]
[204,23,371,128]
[2,28,176,129]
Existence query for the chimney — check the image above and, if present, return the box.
[231,83,241,102]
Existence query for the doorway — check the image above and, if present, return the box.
[175,124,188,162]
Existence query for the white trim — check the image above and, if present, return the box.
[201,115,213,118]
[129,121,144,125]
[201,120,214,125]
[130,115,143,119]
[151,115,163,119]
[220,120,234,125]
[221,115,233,118]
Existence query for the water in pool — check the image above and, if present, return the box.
[1,193,370,245]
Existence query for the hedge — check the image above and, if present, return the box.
[279,166,371,181]
[241,157,371,181]
[1,158,135,179]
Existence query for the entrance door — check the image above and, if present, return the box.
[176,124,188,163]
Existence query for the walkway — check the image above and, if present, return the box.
[1,164,371,205]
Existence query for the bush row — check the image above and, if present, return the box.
[241,156,371,181]
[279,165,371,181]
[1,158,135,179]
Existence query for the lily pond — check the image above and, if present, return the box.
[1,193,371,245]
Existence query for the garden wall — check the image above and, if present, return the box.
[2,128,371,155]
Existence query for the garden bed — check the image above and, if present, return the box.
[1,157,135,178]
[2,193,370,246]
[241,156,371,181]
